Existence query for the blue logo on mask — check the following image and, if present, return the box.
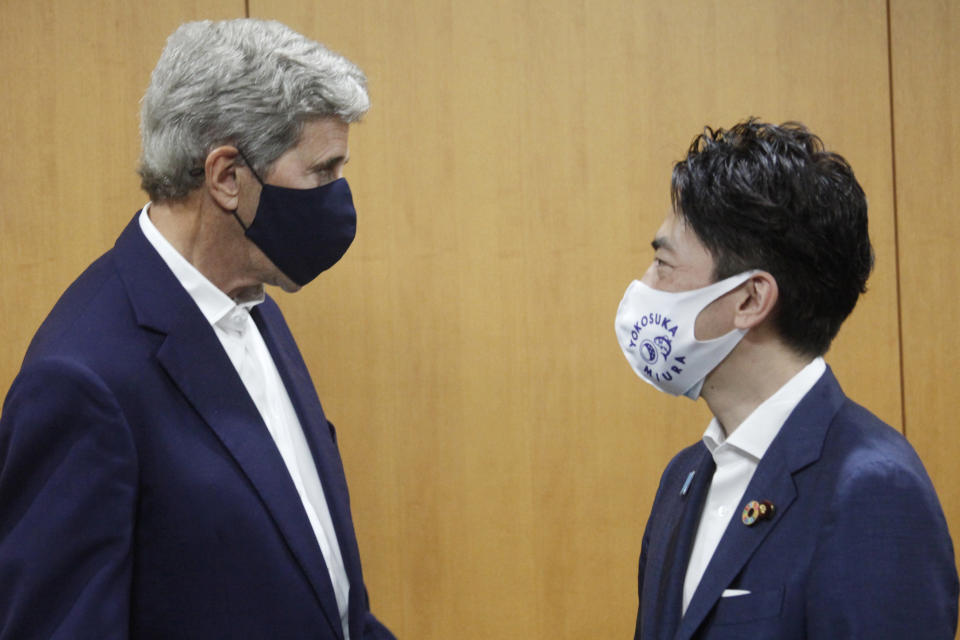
[628,314,685,383]
[640,340,659,364]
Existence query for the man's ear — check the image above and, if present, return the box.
[204,146,242,211]
[733,271,778,330]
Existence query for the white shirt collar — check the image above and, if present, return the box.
[703,357,827,461]
[138,203,264,332]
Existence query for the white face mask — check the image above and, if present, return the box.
[614,271,756,399]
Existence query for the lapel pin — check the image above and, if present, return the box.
[741,499,776,526]
[680,470,696,496]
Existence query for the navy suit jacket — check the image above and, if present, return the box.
[0,215,395,640]
[635,369,958,639]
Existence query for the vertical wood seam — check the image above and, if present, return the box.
[885,0,908,438]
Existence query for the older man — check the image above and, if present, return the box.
[0,20,394,640]
[616,120,958,638]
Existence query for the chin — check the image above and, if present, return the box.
[276,278,303,294]
[258,266,301,293]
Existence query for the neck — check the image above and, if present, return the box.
[700,325,814,436]
[148,194,261,300]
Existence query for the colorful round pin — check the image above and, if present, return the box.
[742,500,761,526]
[742,499,775,526]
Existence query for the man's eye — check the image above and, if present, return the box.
[313,169,337,185]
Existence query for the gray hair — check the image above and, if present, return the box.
[138,19,369,201]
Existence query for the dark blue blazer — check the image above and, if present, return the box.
[0,216,395,640]
[635,369,958,639]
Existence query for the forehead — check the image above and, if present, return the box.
[294,117,349,155]
[654,211,709,256]
[266,116,350,180]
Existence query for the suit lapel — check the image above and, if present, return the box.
[674,370,845,640]
[253,304,365,588]
[112,217,345,639]
[675,449,797,639]
[254,304,369,639]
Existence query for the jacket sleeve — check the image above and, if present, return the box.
[0,358,137,640]
[805,453,959,638]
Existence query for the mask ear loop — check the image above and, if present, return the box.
[231,147,265,232]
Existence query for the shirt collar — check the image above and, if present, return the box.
[703,357,827,461]
[138,203,264,330]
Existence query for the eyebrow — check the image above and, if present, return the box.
[313,154,349,172]
[651,236,672,252]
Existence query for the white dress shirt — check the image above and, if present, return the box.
[681,357,826,614]
[139,206,351,639]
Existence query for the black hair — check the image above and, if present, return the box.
[671,118,874,357]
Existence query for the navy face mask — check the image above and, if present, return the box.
[232,150,357,287]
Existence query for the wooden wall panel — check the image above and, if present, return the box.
[890,0,960,615]
[2,1,925,638]
[250,1,900,637]
[0,0,244,395]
